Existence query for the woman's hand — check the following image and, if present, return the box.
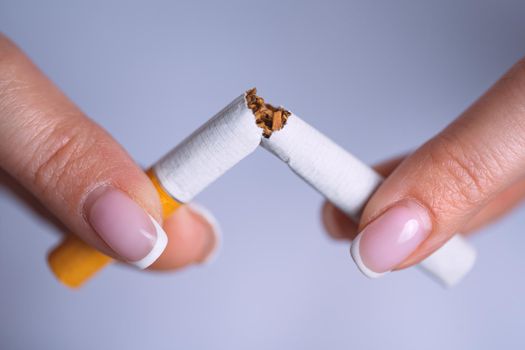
[324,56,525,277]
[0,34,218,270]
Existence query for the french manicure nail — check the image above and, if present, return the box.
[350,201,432,278]
[85,187,168,269]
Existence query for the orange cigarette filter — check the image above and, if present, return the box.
[47,169,181,288]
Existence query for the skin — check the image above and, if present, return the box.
[0,34,215,270]
[323,59,525,270]
[2,32,525,274]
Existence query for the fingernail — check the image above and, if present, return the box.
[350,201,432,278]
[187,203,221,264]
[85,187,168,269]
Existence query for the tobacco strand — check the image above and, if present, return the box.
[246,88,290,138]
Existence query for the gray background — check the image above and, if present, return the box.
[1,1,525,349]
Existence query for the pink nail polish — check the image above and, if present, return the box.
[350,201,432,278]
[86,187,168,269]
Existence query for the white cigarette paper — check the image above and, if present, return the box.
[152,90,476,287]
[419,234,477,287]
[261,115,383,220]
[154,95,260,202]
[262,114,477,287]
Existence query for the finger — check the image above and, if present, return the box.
[324,154,525,241]
[322,155,405,240]
[1,167,220,271]
[0,168,68,234]
[349,57,525,277]
[322,202,357,240]
[150,204,220,270]
[0,34,216,269]
[324,170,525,242]
[461,176,525,233]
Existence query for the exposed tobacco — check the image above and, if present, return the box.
[246,88,290,138]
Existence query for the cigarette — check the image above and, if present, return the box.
[153,94,262,203]
[48,89,476,288]
[48,94,262,288]
[258,95,476,287]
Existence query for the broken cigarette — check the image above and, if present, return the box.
[258,98,477,287]
[48,94,260,288]
[48,89,476,288]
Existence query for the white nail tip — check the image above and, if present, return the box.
[350,233,389,279]
[187,203,222,264]
[131,215,168,269]
[350,233,476,286]
[418,235,477,288]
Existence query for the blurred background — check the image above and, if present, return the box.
[1,1,525,349]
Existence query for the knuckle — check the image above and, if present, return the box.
[424,132,499,211]
[31,120,97,197]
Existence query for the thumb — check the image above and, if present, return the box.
[0,34,216,268]
[351,57,525,277]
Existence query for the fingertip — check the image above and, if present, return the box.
[187,203,222,264]
[149,204,220,270]
[321,202,357,240]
